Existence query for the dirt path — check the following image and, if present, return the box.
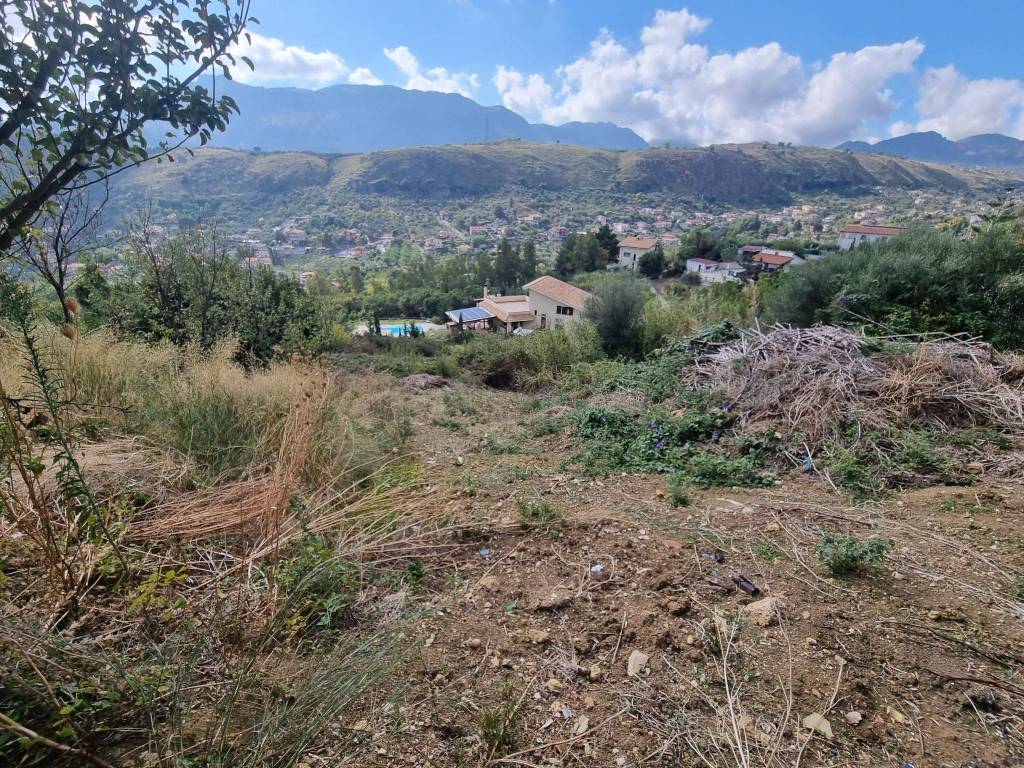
[341,380,1024,767]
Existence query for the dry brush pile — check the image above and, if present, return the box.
[686,325,1024,486]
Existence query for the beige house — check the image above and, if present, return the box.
[446,276,593,335]
[522,275,593,330]
[613,236,658,270]
[478,290,534,333]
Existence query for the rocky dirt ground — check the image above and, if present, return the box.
[336,379,1024,768]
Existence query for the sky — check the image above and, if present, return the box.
[229,0,1024,146]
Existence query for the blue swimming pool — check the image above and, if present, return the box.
[380,323,424,337]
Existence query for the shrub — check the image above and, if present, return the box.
[456,322,602,390]
[666,474,690,507]
[516,498,565,528]
[759,226,1024,350]
[817,532,890,578]
[585,272,649,358]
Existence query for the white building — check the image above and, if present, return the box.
[614,236,658,270]
[685,257,720,274]
[837,224,906,251]
[702,261,746,283]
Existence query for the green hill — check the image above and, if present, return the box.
[106,140,1013,227]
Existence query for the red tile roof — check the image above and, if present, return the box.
[523,276,593,310]
[753,252,794,266]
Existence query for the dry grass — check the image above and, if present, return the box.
[692,325,1024,453]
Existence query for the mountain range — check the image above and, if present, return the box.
[837,131,1024,172]
[165,79,647,153]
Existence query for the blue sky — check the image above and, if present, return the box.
[232,1,1024,145]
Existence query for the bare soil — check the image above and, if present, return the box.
[338,380,1024,767]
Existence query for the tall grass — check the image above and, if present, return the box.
[455,322,603,390]
[1,328,359,484]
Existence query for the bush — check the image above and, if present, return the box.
[666,474,690,507]
[817,531,890,578]
[585,272,649,358]
[759,226,1024,349]
[456,322,602,390]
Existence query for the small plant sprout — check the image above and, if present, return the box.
[817,531,891,578]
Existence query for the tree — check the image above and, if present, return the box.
[571,234,606,274]
[585,273,648,358]
[519,240,538,285]
[556,233,579,277]
[493,236,520,293]
[638,244,666,279]
[14,187,107,322]
[595,223,619,258]
[0,1,254,254]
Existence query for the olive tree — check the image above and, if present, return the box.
[0,0,255,254]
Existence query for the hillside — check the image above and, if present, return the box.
[106,140,1012,225]
[153,79,647,153]
[838,130,1024,171]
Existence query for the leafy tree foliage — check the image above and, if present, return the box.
[74,229,324,363]
[585,272,649,358]
[557,233,607,277]
[0,0,253,253]
[759,223,1024,349]
[638,244,666,278]
[594,223,619,258]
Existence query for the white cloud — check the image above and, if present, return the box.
[493,65,553,115]
[229,32,349,87]
[384,45,480,97]
[348,67,382,86]
[494,8,923,146]
[911,65,1024,139]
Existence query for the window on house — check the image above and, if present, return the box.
[556,306,574,316]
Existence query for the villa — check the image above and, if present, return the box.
[445,276,593,335]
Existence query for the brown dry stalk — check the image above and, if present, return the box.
[690,325,1024,454]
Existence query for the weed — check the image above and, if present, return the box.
[666,474,690,507]
[1012,574,1024,602]
[479,687,522,761]
[817,531,890,578]
[277,538,357,634]
[527,411,571,437]
[830,447,885,499]
[894,430,948,474]
[406,559,426,585]
[675,451,774,489]
[516,498,565,529]
[443,390,478,418]
[432,415,467,433]
[755,540,780,562]
[478,433,519,455]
